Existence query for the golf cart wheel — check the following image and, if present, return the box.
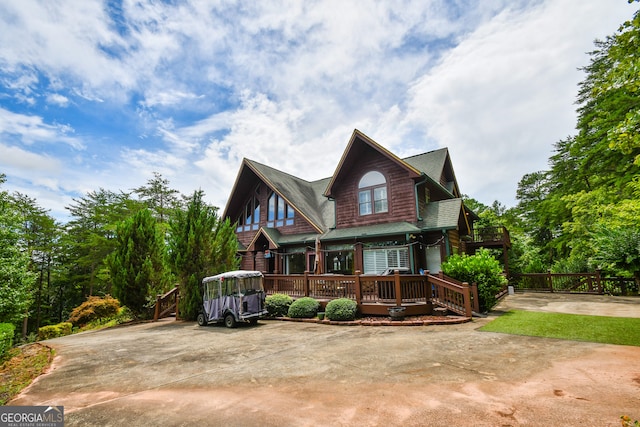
[196,312,207,326]
[249,318,259,325]
[224,313,237,328]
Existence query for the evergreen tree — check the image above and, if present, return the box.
[0,174,36,324]
[10,192,60,331]
[168,190,238,320]
[65,189,142,297]
[109,209,168,316]
[132,172,182,227]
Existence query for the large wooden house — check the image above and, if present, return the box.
[223,129,481,276]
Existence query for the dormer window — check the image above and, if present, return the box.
[358,171,388,216]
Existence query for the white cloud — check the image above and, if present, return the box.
[0,0,635,220]
[0,108,84,149]
[403,0,633,205]
[0,142,62,172]
[46,93,69,107]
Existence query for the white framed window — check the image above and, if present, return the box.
[363,247,409,274]
[358,171,388,216]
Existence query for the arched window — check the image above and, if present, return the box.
[358,171,388,215]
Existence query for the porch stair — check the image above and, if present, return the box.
[153,286,179,321]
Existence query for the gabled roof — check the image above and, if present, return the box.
[246,227,281,251]
[404,148,461,198]
[324,129,422,198]
[223,158,332,232]
[224,129,470,240]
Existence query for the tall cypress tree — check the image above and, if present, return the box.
[109,208,167,316]
[168,190,238,320]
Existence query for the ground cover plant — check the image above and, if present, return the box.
[480,310,640,346]
[0,344,54,405]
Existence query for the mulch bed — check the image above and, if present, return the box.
[269,315,471,326]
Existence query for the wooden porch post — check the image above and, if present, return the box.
[354,271,362,306]
[547,270,553,293]
[471,282,480,313]
[153,294,161,321]
[595,269,603,294]
[394,270,402,307]
[462,281,472,317]
[304,271,310,297]
[175,285,180,321]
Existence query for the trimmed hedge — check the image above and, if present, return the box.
[0,323,15,358]
[68,295,121,327]
[287,297,320,318]
[38,322,73,341]
[265,293,293,317]
[325,298,357,321]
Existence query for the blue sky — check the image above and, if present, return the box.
[0,0,635,222]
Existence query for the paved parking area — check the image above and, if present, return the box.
[10,293,640,426]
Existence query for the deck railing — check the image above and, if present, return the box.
[431,272,480,315]
[264,271,478,317]
[473,226,511,246]
[153,286,179,321]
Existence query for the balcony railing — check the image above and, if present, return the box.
[472,226,511,247]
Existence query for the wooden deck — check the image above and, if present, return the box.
[263,271,479,317]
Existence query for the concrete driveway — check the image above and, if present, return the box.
[10,293,640,426]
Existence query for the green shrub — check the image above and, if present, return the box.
[287,297,320,318]
[441,248,507,312]
[0,323,15,359]
[77,306,135,331]
[68,295,121,327]
[37,322,73,341]
[265,293,293,317]
[325,298,357,321]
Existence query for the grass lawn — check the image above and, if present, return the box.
[480,310,640,346]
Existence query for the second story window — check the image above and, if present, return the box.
[236,191,260,232]
[358,171,388,216]
[267,192,294,227]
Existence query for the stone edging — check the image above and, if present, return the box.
[267,316,471,326]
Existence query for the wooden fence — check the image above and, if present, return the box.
[263,271,480,317]
[510,271,638,295]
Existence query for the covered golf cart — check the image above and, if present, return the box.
[197,270,268,328]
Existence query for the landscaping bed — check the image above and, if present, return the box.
[269,314,470,326]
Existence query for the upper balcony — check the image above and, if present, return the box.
[466,226,511,249]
